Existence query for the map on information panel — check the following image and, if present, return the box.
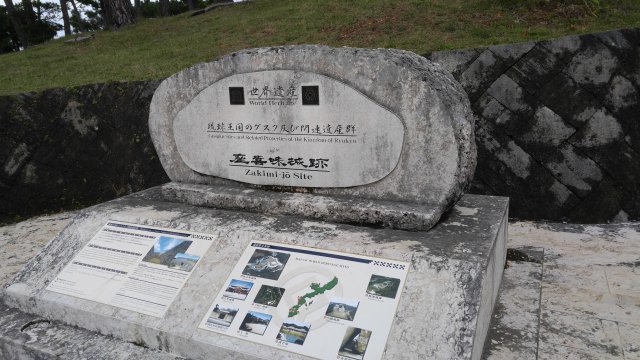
[198,241,410,360]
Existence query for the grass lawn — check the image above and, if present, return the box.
[1,0,639,95]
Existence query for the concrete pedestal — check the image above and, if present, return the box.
[1,186,507,359]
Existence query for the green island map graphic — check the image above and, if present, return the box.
[288,276,338,317]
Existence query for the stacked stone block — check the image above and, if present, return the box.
[0,81,169,223]
[428,28,640,222]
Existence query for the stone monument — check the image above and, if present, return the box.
[151,46,477,231]
[1,45,507,360]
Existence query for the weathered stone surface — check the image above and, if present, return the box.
[604,75,638,115]
[0,81,169,224]
[539,309,623,359]
[473,117,579,220]
[488,42,535,66]
[0,212,77,287]
[482,247,542,360]
[0,303,183,360]
[161,182,441,231]
[150,45,477,229]
[458,50,510,103]
[485,75,536,118]
[483,220,640,360]
[428,48,483,79]
[565,37,620,95]
[536,73,598,128]
[0,210,180,359]
[544,143,603,198]
[505,44,563,95]
[1,188,508,360]
[427,27,640,222]
[172,70,405,188]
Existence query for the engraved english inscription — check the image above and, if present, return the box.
[173,70,405,187]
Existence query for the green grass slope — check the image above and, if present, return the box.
[1,0,639,95]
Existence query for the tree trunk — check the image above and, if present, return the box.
[68,0,81,32]
[134,0,141,17]
[21,0,37,23]
[159,0,169,16]
[60,0,71,36]
[3,0,29,47]
[69,0,80,15]
[69,0,80,14]
[186,0,196,11]
[102,0,135,28]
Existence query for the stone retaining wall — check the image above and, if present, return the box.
[428,28,640,222]
[1,28,638,223]
[0,80,169,223]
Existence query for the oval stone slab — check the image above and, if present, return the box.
[173,70,405,187]
[150,45,476,229]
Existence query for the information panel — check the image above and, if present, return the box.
[199,241,409,360]
[47,221,214,317]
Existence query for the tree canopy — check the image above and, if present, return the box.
[0,0,222,53]
[0,0,61,52]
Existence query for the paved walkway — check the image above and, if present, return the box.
[484,222,640,360]
[1,214,639,359]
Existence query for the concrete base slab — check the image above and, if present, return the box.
[482,246,543,360]
[0,187,507,360]
[0,302,182,360]
[0,212,77,287]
